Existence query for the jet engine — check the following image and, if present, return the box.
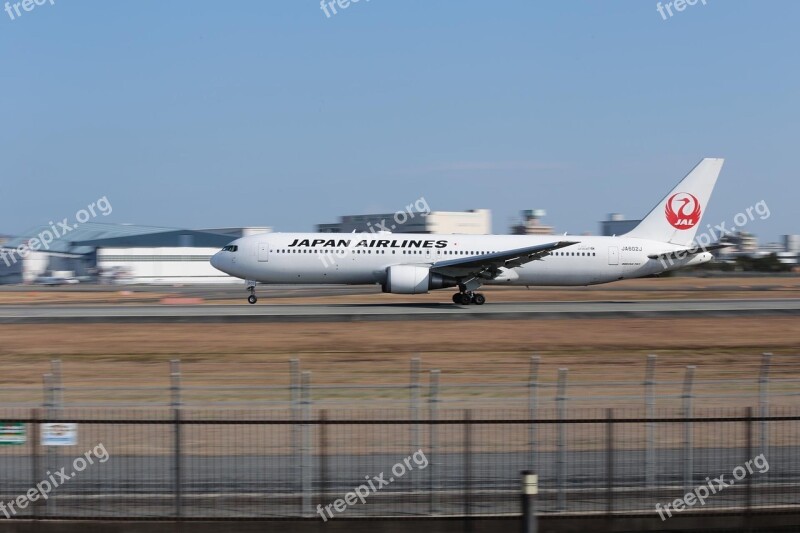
[382,265,457,294]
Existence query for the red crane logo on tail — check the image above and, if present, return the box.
[665,192,701,230]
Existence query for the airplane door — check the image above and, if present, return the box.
[608,246,619,265]
[258,242,270,262]
[425,248,432,261]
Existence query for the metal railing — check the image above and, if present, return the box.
[0,406,797,520]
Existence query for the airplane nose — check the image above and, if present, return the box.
[210,252,223,271]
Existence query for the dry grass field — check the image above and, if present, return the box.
[0,276,797,407]
[0,317,797,407]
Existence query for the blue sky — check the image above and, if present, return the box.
[1,0,797,242]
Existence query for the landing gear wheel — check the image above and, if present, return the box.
[457,293,472,305]
[452,293,462,304]
[472,293,486,305]
[246,281,258,304]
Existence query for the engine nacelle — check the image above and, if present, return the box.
[382,265,457,294]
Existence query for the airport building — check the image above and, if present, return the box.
[0,234,20,284]
[317,209,491,235]
[717,231,759,258]
[511,209,555,235]
[767,235,800,266]
[600,213,640,236]
[785,235,800,254]
[0,223,269,285]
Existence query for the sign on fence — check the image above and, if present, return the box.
[0,423,26,445]
[41,423,78,446]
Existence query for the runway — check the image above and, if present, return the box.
[1,298,799,323]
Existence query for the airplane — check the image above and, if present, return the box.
[211,158,725,305]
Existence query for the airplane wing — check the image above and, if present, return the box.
[647,243,731,260]
[431,241,579,279]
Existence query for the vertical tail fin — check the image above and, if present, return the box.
[624,158,724,246]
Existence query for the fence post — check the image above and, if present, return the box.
[645,354,656,489]
[682,366,695,494]
[319,409,327,510]
[528,356,540,470]
[556,368,568,512]
[428,369,440,515]
[30,408,41,518]
[745,406,753,519]
[463,409,472,528]
[606,408,614,516]
[410,356,421,491]
[521,470,538,533]
[758,353,771,460]
[290,358,300,411]
[42,373,55,516]
[301,370,313,517]
[50,360,63,408]
[50,361,63,516]
[170,359,182,520]
[290,358,301,501]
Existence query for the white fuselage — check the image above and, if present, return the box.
[210,232,712,287]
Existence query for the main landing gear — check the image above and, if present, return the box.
[452,291,486,305]
[246,282,258,304]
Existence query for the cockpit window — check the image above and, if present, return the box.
[222,245,238,252]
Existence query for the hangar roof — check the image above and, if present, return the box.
[1,222,236,256]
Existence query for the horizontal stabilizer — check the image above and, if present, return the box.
[647,243,731,260]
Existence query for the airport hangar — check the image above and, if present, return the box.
[0,210,493,285]
[0,223,269,285]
